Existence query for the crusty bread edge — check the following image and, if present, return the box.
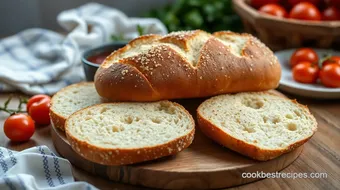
[49,82,96,131]
[197,92,318,161]
[65,101,196,165]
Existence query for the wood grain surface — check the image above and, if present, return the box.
[0,92,339,189]
[50,98,302,189]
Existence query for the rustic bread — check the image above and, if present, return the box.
[50,82,103,131]
[94,30,281,102]
[197,92,317,161]
[65,101,195,165]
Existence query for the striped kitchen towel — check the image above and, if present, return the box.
[0,146,97,190]
[0,2,167,95]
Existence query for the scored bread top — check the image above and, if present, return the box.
[50,82,103,131]
[95,30,281,102]
[197,92,317,160]
[65,101,195,165]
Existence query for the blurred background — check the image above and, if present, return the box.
[0,0,242,37]
[0,0,173,36]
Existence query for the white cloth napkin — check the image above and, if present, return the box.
[0,2,167,95]
[0,146,98,190]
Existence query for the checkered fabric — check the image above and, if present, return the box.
[0,2,167,95]
[0,146,98,190]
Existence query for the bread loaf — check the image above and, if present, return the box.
[197,92,317,161]
[50,82,103,131]
[65,101,195,165]
[95,30,281,101]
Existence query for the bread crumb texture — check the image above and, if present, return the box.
[51,83,102,117]
[199,92,317,149]
[66,101,194,149]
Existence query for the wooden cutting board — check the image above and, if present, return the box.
[51,91,303,189]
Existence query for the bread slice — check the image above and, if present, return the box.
[197,92,317,161]
[50,82,103,131]
[65,101,195,165]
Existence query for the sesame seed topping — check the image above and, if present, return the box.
[121,70,128,75]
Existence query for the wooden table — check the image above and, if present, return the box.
[0,92,339,190]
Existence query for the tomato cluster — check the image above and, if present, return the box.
[3,95,51,142]
[251,0,340,21]
[290,48,340,87]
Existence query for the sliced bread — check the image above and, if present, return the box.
[197,92,317,161]
[50,82,103,131]
[65,101,195,165]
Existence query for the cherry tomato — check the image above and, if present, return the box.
[322,56,340,67]
[250,0,279,9]
[322,6,340,20]
[27,95,51,125]
[290,48,319,68]
[4,114,35,142]
[259,4,288,18]
[27,95,51,111]
[288,0,321,6]
[319,63,340,87]
[292,62,319,84]
[289,2,322,20]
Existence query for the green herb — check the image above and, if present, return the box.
[145,0,243,33]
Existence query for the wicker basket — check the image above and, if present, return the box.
[232,0,340,51]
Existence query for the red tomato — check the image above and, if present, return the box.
[290,48,319,68]
[27,95,51,125]
[26,95,51,111]
[288,0,321,6]
[319,63,340,87]
[292,62,319,84]
[4,114,35,142]
[289,2,322,20]
[322,6,340,20]
[250,0,280,9]
[322,56,340,66]
[259,4,288,17]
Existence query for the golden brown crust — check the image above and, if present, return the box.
[95,30,282,102]
[50,109,66,131]
[65,101,196,165]
[196,92,317,161]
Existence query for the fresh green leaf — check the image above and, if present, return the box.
[184,10,203,28]
[145,0,243,33]
[188,0,202,7]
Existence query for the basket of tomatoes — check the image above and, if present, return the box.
[232,0,340,50]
